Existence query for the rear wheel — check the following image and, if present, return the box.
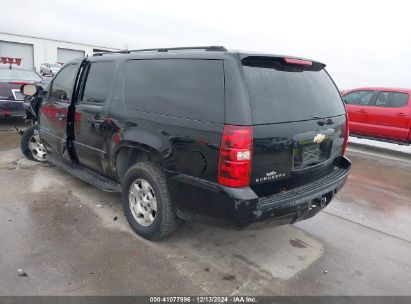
[122,162,177,240]
[21,125,46,162]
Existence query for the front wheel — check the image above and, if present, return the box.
[122,162,177,240]
[21,125,46,162]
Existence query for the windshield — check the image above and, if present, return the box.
[242,58,345,124]
[0,69,41,82]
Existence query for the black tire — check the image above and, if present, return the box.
[21,125,46,162]
[122,162,177,240]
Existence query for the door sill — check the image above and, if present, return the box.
[47,153,121,193]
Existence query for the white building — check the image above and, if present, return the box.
[0,32,119,71]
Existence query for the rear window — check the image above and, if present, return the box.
[242,58,345,124]
[124,59,224,123]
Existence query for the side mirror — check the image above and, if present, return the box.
[20,84,38,97]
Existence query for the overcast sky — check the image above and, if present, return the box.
[1,0,410,89]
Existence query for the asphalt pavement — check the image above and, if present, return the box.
[0,125,410,295]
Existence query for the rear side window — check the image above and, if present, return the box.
[50,64,78,102]
[124,59,224,123]
[81,61,115,103]
[375,91,408,108]
[343,90,374,105]
[242,59,345,124]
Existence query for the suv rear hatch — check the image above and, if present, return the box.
[241,56,347,196]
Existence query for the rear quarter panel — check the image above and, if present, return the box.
[108,109,223,182]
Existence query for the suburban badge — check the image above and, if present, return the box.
[255,170,286,183]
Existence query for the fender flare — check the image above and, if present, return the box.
[111,140,165,181]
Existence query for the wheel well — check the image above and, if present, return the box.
[115,147,161,183]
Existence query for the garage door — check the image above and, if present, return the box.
[0,41,34,69]
[57,48,85,64]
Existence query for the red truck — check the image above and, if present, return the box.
[342,87,411,145]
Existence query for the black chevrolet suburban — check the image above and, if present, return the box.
[20,46,350,240]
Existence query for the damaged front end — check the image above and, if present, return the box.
[22,89,42,123]
[15,84,45,135]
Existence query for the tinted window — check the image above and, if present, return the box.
[81,61,115,103]
[124,59,224,122]
[0,83,24,101]
[50,64,78,101]
[343,90,374,105]
[375,91,408,108]
[243,62,345,124]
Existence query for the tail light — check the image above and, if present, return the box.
[218,125,253,188]
[284,58,313,66]
[342,116,349,155]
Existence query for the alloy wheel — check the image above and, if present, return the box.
[128,178,157,227]
[28,133,46,161]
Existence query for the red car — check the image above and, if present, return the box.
[342,87,411,144]
[0,64,42,118]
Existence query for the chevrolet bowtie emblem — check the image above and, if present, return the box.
[313,133,326,144]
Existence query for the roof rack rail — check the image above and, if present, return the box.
[93,46,227,56]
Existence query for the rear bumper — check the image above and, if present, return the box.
[168,156,351,227]
[0,100,25,117]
